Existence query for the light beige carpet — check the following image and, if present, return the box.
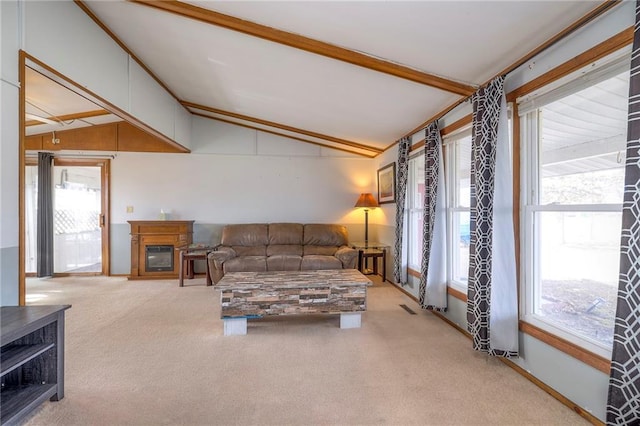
[22,275,587,426]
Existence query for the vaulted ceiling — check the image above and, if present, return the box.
[25,0,611,156]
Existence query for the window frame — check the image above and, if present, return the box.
[406,151,425,273]
[519,67,627,359]
[443,128,473,293]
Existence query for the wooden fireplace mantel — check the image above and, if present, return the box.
[128,220,194,280]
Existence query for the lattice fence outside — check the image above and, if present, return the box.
[54,210,99,235]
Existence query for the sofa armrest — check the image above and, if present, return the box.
[208,247,237,283]
[335,246,358,269]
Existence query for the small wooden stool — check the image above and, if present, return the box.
[179,250,212,287]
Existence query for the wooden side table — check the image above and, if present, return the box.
[350,242,388,282]
[177,245,218,287]
[359,249,386,282]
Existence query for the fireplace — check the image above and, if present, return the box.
[145,245,174,272]
[128,220,193,280]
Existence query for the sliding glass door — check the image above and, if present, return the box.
[25,158,109,275]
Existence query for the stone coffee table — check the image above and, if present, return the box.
[214,269,373,336]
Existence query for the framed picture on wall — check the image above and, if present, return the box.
[377,162,396,204]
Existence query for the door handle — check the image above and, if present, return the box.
[99,214,105,227]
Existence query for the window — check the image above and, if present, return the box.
[407,153,424,272]
[444,131,472,290]
[520,63,628,355]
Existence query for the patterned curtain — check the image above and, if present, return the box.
[419,123,447,311]
[466,76,518,357]
[393,136,411,285]
[607,2,640,421]
[37,152,54,277]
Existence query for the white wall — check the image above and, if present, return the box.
[112,116,376,224]
[111,152,373,224]
[0,0,20,305]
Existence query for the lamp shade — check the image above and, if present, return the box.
[354,193,379,208]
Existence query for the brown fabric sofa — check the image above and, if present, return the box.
[208,223,358,284]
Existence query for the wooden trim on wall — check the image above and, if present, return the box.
[26,121,184,154]
[101,159,111,276]
[131,0,476,97]
[408,267,421,279]
[447,286,467,302]
[506,26,633,102]
[519,322,611,374]
[19,51,26,306]
[441,115,472,137]
[409,140,425,153]
[183,101,382,154]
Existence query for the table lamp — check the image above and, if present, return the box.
[354,193,379,244]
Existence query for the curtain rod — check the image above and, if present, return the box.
[393,0,624,146]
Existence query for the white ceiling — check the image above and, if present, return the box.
[26,0,605,155]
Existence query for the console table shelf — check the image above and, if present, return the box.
[1,343,56,375]
[1,305,71,426]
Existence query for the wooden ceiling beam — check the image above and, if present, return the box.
[131,0,476,97]
[182,101,383,154]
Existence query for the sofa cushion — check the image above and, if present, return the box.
[222,224,268,246]
[301,255,342,270]
[232,245,267,256]
[303,245,338,256]
[303,224,348,246]
[267,244,303,256]
[224,256,267,272]
[267,255,302,271]
[268,223,303,245]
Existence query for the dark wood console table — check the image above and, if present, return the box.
[1,305,71,425]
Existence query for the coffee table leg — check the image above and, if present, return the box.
[224,318,247,336]
[340,312,362,329]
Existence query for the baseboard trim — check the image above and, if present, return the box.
[389,282,603,425]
